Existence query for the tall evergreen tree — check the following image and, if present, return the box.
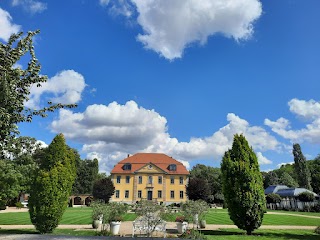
[221,134,266,235]
[28,134,76,233]
[292,143,312,190]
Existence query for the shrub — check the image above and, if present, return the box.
[175,216,186,223]
[310,203,320,212]
[315,226,320,235]
[266,193,282,204]
[15,202,24,209]
[180,229,207,240]
[298,192,315,202]
[0,200,6,210]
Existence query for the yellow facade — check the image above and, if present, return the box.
[111,163,188,204]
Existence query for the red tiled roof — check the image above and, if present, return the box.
[111,153,189,175]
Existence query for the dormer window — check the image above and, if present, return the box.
[123,163,131,170]
[168,164,177,171]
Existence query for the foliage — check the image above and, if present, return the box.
[297,191,315,202]
[266,193,282,204]
[0,159,22,203]
[180,229,207,240]
[28,134,76,233]
[186,177,211,201]
[72,158,99,194]
[108,202,128,222]
[15,202,24,209]
[0,31,76,156]
[181,200,209,226]
[175,216,186,222]
[92,177,115,203]
[0,199,6,210]
[315,226,320,235]
[221,134,266,235]
[263,171,279,189]
[279,172,298,188]
[135,200,166,237]
[293,143,312,190]
[311,203,320,213]
[189,164,222,203]
[308,157,320,194]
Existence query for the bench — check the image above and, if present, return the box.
[132,217,166,238]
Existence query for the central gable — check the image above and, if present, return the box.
[135,162,167,174]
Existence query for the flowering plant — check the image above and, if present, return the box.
[175,216,186,222]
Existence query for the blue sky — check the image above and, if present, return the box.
[1,0,320,173]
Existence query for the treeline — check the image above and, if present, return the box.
[187,146,320,205]
[0,136,101,207]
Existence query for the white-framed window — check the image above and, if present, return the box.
[125,190,129,198]
[126,176,130,183]
[116,176,121,183]
[115,190,120,198]
[179,176,183,184]
[138,176,142,184]
[138,190,142,198]
[170,190,174,199]
[158,190,162,198]
[180,191,184,199]
[148,176,153,184]
[158,176,162,184]
[170,176,174,184]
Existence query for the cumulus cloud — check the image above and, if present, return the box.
[0,8,21,41]
[50,101,280,173]
[101,0,262,60]
[265,99,320,144]
[12,0,47,14]
[25,70,86,109]
[256,152,272,165]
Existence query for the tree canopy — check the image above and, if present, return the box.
[0,30,76,156]
[92,177,115,203]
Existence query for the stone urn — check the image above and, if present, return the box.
[110,221,121,235]
[176,221,188,234]
[92,220,101,229]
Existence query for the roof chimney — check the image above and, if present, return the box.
[127,154,130,158]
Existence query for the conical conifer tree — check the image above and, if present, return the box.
[221,134,266,235]
[29,134,76,233]
[293,143,312,190]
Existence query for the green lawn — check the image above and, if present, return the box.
[0,207,137,225]
[164,209,320,226]
[267,210,320,217]
[0,207,319,226]
[0,228,319,240]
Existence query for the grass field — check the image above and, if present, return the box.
[0,207,319,226]
[0,207,136,225]
[0,228,319,240]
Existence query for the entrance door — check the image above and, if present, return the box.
[147,191,153,200]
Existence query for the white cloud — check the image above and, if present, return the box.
[256,152,272,165]
[265,99,320,144]
[102,0,262,60]
[289,98,320,120]
[0,8,21,41]
[25,70,86,109]
[12,0,47,14]
[50,101,280,173]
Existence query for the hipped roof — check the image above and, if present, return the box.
[111,153,189,175]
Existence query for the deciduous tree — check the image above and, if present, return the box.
[92,177,115,203]
[0,30,76,156]
[221,134,266,235]
[186,177,211,202]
